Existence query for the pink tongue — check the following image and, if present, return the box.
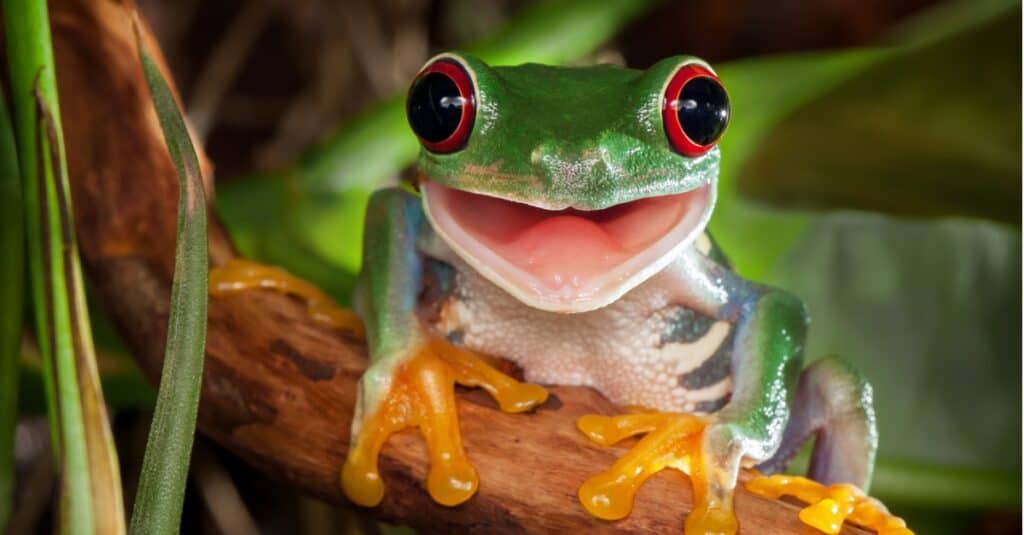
[429,183,694,293]
[507,215,626,291]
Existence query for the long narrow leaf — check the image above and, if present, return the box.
[129,15,209,535]
[3,1,125,533]
[0,71,24,533]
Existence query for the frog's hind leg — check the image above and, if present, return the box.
[746,357,912,534]
[754,356,877,488]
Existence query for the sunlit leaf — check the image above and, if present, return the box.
[19,329,156,415]
[3,1,125,532]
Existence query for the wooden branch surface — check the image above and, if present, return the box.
[49,1,867,533]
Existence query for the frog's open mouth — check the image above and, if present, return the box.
[422,180,714,313]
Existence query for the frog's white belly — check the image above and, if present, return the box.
[425,251,735,413]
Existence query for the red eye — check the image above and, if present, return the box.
[407,58,476,153]
[662,64,730,157]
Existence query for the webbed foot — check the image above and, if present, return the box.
[746,474,912,535]
[577,411,740,534]
[210,258,366,339]
[342,332,548,507]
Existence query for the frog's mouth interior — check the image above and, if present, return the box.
[422,180,713,312]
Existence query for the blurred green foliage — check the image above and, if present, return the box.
[737,0,1019,223]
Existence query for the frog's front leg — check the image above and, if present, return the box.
[340,188,548,507]
[578,250,808,534]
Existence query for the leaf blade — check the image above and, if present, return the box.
[734,0,1021,222]
[128,14,209,535]
[3,1,126,532]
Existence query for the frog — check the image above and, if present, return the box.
[210,52,912,534]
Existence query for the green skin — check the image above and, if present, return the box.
[419,54,719,210]
[351,52,877,518]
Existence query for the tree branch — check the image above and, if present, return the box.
[48,1,866,533]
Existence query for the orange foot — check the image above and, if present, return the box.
[746,474,913,535]
[209,258,365,340]
[577,411,742,534]
[342,333,548,507]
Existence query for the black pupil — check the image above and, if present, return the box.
[676,76,729,145]
[407,72,465,143]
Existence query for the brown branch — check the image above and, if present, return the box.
[48,1,867,533]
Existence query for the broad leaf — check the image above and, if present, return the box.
[736,0,1020,223]
[777,214,1021,513]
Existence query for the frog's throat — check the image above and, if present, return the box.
[422,179,716,313]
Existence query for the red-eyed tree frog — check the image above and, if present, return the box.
[210,52,911,534]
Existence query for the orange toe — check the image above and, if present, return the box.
[745,474,913,535]
[577,412,727,532]
[210,258,365,340]
[342,333,547,507]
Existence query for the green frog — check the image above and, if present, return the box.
[211,52,911,534]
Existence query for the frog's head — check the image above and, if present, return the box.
[409,52,729,313]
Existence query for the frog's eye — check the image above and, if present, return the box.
[407,58,476,153]
[662,63,729,157]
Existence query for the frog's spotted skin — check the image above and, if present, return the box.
[209,51,898,534]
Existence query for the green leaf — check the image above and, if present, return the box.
[706,0,1020,283]
[215,174,359,304]
[0,71,24,532]
[735,0,1020,223]
[711,49,881,280]
[3,1,125,532]
[129,15,210,535]
[19,308,157,415]
[775,215,1021,509]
